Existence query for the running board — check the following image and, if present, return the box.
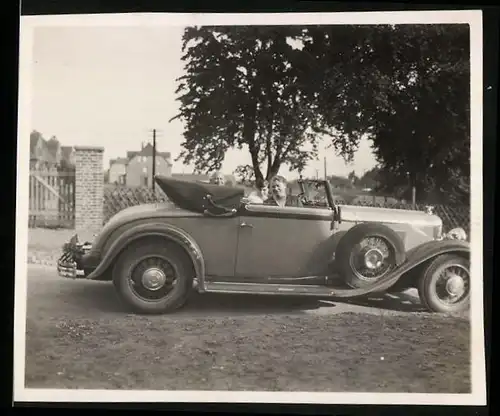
[203,281,339,297]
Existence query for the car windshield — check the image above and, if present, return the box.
[244,180,331,209]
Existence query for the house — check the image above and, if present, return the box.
[45,137,61,164]
[126,143,173,187]
[30,131,56,170]
[60,146,76,171]
[108,158,128,185]
[29,130,74,171]
[107,143,173,187]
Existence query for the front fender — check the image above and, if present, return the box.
[86,223,205,287]
[383,238,470,291]
[404,238,470,266]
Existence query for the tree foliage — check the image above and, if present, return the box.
[172,24,470,203]
[299,24,470,204]
[233,164,256,186]
[172,25,351,187]
[357,167,382,190]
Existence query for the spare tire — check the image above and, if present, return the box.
[335,222,406,289]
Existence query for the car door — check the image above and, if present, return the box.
[234,204,334,279]
[171,216,240,278]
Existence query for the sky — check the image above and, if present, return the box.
[31,25,377,179]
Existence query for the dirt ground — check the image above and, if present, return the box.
[24,265,471,393]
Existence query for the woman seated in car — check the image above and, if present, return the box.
[264,175,303,208]
[209,171,225,186]
[246,180,269,204]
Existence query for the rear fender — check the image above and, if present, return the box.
[86,223,205,287]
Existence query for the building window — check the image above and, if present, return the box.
[142,167,147,174]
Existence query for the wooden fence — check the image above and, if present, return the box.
[29,170,75,228]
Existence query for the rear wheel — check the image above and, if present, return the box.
[335,223,406,289]
[112,239,194,314]
[417,254,470,313]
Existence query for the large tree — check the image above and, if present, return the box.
[173,24,470,203]
[171,26,361,186]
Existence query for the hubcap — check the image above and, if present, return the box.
[364,248,384,270]
[445,273,465,296]
[349,236,394,281]
[435,263,469,304]
[141,267,167,291]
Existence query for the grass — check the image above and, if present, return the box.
[25,311,470,392]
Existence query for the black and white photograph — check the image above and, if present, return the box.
[14,11,485,405]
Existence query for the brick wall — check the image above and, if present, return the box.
[74,146,104,235]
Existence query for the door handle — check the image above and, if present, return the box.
[240,222,254,228]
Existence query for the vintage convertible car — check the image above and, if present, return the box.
[57,176,470,315]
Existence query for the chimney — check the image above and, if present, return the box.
[141,142,144,150]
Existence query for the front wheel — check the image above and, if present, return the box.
[417,254,470,313]
[112,239,194,314]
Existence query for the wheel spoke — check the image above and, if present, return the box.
[349,236,395,281]
[128,256,178,302]
[434,264,469,305]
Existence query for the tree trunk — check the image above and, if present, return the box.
[254,173,266,188]
[243,99,263,186]
[266,156,282,181]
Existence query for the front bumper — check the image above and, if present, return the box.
[57,236,93,279]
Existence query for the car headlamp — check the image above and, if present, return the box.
[445,227,467,241]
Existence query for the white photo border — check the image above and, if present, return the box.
[14,10,485,405]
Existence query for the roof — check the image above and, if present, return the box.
[122,143,172,164]
[29,132,75,167]
[60,146,75,165]
[29,131,58,164]
[30,131,46,159]
[135,143,171,159]
[61,146,72,155]
[110,157,128,166]
[30,132,41,155]
[45,137,60,158]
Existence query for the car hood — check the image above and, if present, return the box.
[339,204,442,227]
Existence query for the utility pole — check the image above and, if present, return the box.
[152,129,156,191]
[323,143,328,180]
[148,129,163,192]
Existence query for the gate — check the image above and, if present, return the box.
[29,169,75,228]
